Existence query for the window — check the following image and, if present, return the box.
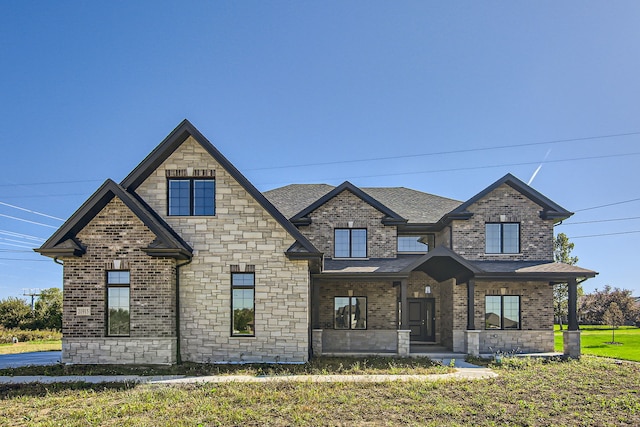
[231,273,255,336]
[107,271,130,336]
[168,179,215,216]
[334,229,367,258]
[398,236,429,252]
[334,296,367,329]
[485,223,519,254]
[485,295,520,330]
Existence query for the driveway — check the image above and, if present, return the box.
[0,351,61,369]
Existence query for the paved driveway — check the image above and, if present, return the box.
[0,351,61,369]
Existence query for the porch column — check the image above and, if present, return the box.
[400,279,409,329]
[467,278,475,330]
[567,277,579,331]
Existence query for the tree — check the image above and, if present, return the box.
[579,285,639,325]
[0,297,31,329]
[553,233,580,330]
[31,288,62,331]
[602,302,624,344]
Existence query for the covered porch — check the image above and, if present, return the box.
[310,246,597,358]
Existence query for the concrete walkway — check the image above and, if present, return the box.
[0,368,497,384]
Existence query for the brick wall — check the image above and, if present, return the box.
[450,280,554,353]
[451,184,555,261]
[298,190,397,258]
[135,136,310,363]
[61,197,177,364]
[318,281,397,329]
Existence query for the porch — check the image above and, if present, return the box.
[311,247,596,359]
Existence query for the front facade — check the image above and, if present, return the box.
[37,121,596,364]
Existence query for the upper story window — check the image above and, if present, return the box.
[168,179,215,216]
[334,228,367,258]
[397,236,429,253]
[106,270,130,336]
[485,223,519,254]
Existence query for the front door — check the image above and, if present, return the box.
[408,298,435,342]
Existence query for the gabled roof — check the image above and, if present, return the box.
[121,119,321,258]
[446,173,573,222]
[35,179,192,260]
[264,184,462,224]
[403,245,481,283]
[289,181,407,226]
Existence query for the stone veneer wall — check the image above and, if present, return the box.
[297,190,396,258]
[135,136,310,363]
[322,330,398,353]
[62,197,177,364]
[451,184,555,261]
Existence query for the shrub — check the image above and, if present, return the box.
[0,327,62,344]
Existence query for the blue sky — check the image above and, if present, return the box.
[1,1,639,300]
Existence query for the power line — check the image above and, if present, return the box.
[0,201,64,221]
[258,151,640,186]
[0,230,45,242]
[0,193,88,199]
[560,216,640,226]
[0,258,49,262]
[0,179,102,188]
[246,130,640,171]
[574,197,640,212]
[0,241,34,249]
[570,230,640,239]
[0,213,59,228]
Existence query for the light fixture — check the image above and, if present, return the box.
[425,286,431,294]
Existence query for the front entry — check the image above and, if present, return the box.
[408,298,435,342]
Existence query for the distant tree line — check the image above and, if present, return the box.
[579,285,639,327]
[0,288,62,331]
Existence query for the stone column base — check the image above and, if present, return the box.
[397,330,411,356]
[312,329,323,357]
[465,330,481,356]
[563,330,581,359]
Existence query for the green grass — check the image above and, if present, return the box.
[1,357,638,426]
[0,340,61,355]
[554,325,640,362]
[0,356,450,377]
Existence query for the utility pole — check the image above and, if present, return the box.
[22,288,41,311]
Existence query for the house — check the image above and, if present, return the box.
[36,120,597,364]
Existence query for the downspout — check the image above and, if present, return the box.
[54,257,64,266]
[175,258,192,365]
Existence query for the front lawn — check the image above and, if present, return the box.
[554,325,640,362]
[0,340,61,355]
[1,356,638,426]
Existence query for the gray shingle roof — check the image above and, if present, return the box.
[263,184,462,224]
